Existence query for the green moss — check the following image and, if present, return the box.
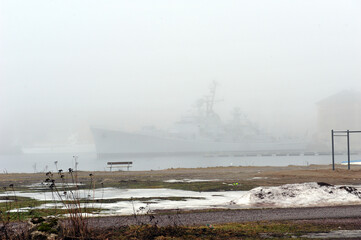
[0,196,46,221]
[35,217,59,234]
[37,223,56,233]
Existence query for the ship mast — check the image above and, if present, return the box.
[206,81,217,116]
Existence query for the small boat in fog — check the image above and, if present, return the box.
[341,160,361,165]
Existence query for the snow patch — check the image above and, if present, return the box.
[236,182,361,207]
[250,177,268,180]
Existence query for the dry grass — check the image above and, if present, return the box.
[1,164,360,191]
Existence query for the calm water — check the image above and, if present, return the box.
[0,151,356,173]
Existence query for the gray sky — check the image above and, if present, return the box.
[1,0,361,144]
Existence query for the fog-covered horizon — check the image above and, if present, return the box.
[1,0,361,147]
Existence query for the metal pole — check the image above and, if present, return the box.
[331,129,335,170]
[347,130,350,170]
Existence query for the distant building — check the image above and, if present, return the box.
[316,90,361,150]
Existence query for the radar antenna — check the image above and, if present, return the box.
[205,81,218,116]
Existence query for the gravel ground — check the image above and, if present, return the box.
[85,205,361,228]
[3,205,361,236]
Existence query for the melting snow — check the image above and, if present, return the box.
[250,177,268,180]
[236,182,361,207]
[1,182,361,215]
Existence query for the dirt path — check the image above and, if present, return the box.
[86,205,361,228]
[4,205,361,232]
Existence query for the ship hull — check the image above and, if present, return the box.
[91,127,307,158]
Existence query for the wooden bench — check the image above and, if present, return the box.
[107,161,132,171]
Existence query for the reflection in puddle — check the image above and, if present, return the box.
[301,230,361,239]
[163,179,219,183]
[0,188,245,215]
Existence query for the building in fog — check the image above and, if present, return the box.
[316,90,361,150]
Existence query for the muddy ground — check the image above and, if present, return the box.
[1,164,360,189]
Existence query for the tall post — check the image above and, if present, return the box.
[331,130,335,170]
[347,130,350,170]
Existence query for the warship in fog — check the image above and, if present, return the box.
[91,83,307,158]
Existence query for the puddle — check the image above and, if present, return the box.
[164,179,218,183]
[2,182,361,216]
[250,177,268,180]
[0,188,246,215]
[302,230,361,238]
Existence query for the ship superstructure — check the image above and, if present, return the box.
[91,83,306,158]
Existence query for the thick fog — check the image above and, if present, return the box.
[1,0,361,149]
